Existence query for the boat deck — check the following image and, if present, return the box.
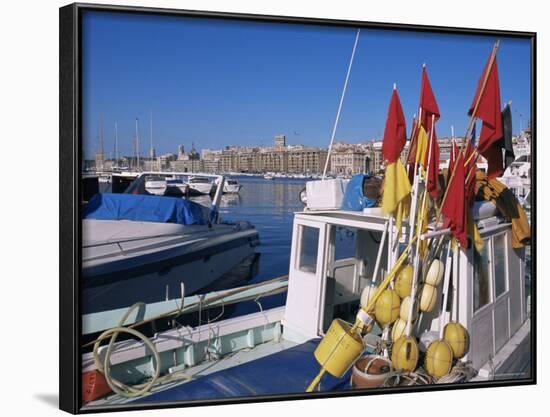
[130,339,351,404]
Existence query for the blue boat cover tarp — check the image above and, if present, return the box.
[132,339,352,404]
[341,174,378,211]
[83,193,207,225]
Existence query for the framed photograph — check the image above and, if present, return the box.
[60,2,535,413]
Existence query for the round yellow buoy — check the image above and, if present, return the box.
[313,319,364,378]
[399,296,418,322]
[425,340,453,378]
[391,318,407,342]
[443,322,470,359]
[394,264,413,299]
[425,259,444,286]
[360,285,378,309]
[419,284,438,312]
[391,336,419,372]
[374,289,401,327]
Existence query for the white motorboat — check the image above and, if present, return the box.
[144,175,167,195]
[81,179,259,314]
[263,173,274,180]
[187,176,213,195]
[223,178,242,194]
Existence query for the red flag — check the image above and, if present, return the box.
[442,153,467,247]
[418,67,440,199]
[468,49,502,154]
[382,89,407,164]
[424,127,440,199]
[419,67,440,128]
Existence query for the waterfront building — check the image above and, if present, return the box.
[330,142,372,176]
[287,145,328,174]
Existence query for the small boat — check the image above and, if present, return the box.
[165,177,189,196]
[187,176,213,195]
[264,173,274,180]
[144,175,167,195]
[223,178,242,194]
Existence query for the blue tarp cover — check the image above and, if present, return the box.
[83,193,207,225]
[132,339,351,403]
[341,174,377,211]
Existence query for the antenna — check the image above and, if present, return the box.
[322,28,361,180]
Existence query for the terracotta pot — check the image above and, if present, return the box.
[351,355,392,389]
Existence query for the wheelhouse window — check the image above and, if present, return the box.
[474,241,491,311]
[297,225,320,274]
[493,233,508,298]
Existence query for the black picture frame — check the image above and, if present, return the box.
[59,3,536,414]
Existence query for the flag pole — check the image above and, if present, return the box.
[406,113,435,337]
[436,40,500,226]
[408,106,422,246]
[322,29,360,180]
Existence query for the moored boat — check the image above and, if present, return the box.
[144,175,167,195]
[187,176,214,195]
[81,179,259,314]
[223,178,242,194]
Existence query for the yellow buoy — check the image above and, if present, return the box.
[419,284,438,312]
[425,340,453,378]
[443,322,470,359]
[374,289,401,327]
[394,264,413,298]
[360,284,378,309]
[425,259,444,286]
[399,296,417,322]
[391,336,419,372]
[313,319,364,378]
[391,318,407,341]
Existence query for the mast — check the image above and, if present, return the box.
[135,118,140,171]
[114,121,118,168]
[99,113,104,157]
[150,110,154,170]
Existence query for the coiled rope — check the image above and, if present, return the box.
[92,303,192,398]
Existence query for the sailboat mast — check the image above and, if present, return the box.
[150,110,154,171]
[114,121,118,168]
[135,118,140,171]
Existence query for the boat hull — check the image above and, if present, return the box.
[82,220,259,314]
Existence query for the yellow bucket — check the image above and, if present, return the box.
[314,319,364,378]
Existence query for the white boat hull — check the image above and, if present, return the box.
[223,183,242,194]
[188,183,213,195]
[82,219,259,314]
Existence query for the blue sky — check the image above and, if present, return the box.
[82,11,532,159]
